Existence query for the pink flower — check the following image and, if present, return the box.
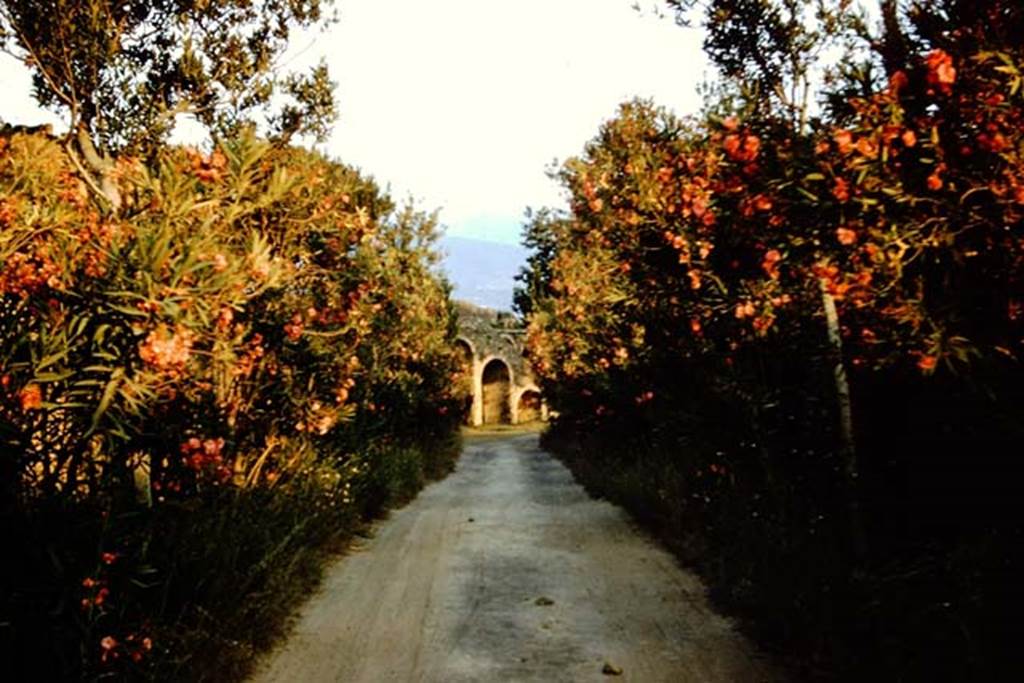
[856,137,878,159]
[832,177,851,203]
[139,325,194,372]
[19,384,42,411]
[888,70,909,93]
[762,250,782,279]
[833,130,854,155]
[925,49,956,94]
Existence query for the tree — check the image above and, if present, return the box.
[666,0,872,132]
[0,0,337,208]
[515,2,1024,677]
[513,207,570,318]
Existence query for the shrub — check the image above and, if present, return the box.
[0,130,466,680]
[519,10,1023,679]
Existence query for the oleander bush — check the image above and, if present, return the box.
[520,2,1024,679]
[0,130,465,681]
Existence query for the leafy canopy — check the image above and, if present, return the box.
[0,0,337,154]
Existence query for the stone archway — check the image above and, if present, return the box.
[454,338,475,424]
[456,302,547,427]
[481,357,512,425]
[455,337,474,366]
[516,389,543,423]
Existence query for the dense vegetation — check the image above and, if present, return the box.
[1,1,466,680]
[0,128,464,682]
[518,1,1023,680]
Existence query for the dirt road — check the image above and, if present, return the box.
[250,433,781,682]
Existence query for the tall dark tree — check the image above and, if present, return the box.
[513,207,570,319]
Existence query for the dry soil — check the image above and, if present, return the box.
[249,433,782,683]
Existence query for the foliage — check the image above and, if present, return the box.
[665,0,871,125]
[0,0,338,213]
[512,207,569,318]
[0,130,465,680]
[0,0,336,150]
[808,48,1024,372]
[518,1,1024,679]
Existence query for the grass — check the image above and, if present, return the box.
[1,433,463,683]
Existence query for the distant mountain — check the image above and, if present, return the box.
[438,235,528,312]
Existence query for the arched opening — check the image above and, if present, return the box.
[455,338,474,366]
[454,338,474,424]
[481,358,511,425]
[517,390,542,423]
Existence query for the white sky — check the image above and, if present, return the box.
[0,0,710,245]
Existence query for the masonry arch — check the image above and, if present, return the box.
[454,336,476,363]
[480,356,512,425]
[454,338,476,424]
[515,387,543,424]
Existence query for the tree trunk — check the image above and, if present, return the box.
[879,0,909,77]
[70,124,121,211]
[820,280,867,561]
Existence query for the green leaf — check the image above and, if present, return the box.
[106,304,150,318]
[88,369,125,435]
[36,350,70,372]
[34,370,76,382]
[797,187,820,201]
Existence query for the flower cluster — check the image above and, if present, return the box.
[139,325,194,374]
[925,48,957,94]
[98,632,152,665]
[188,148,228,184]
[179,437,231,483]
[0,249,62,297]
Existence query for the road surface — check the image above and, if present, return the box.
[250,433,781,682]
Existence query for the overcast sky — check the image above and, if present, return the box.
[0,0,710,245]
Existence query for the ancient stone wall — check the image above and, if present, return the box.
[454,301,545,426]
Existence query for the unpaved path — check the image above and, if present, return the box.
[250,433,781,682]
